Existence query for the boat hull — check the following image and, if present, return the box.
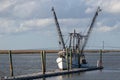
[56,57,67,70]
[56,55,80,70]
[56,55,88,70]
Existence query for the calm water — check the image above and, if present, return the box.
[0,52,120,80]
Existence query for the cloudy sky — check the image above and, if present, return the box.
[0,0,120,50]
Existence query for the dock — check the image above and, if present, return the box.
[0,49,104,80]
[4,67,103,80]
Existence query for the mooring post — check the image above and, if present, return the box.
[44,51,46,73]
[100,49,103,67]
[77,49,80,68]
[9,50,14,77]
[66,48,69,71]
[41,50,46,74]
[70,49,72,69]
[97,49,103,67]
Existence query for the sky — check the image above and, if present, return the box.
[0,0,120,50]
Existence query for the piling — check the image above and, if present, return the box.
[97,50,103,67]
[41,51,46,74]
[77,49,80,68]
[8,50,14,77]
[70,49,72,69]
[100,49,103,67]
[66,48,69,71]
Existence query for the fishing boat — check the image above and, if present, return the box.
[52,7,101,70]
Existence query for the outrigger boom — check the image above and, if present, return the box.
[52,7,66,50]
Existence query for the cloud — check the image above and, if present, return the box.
[0,18,16,35]
[98,26,118,32]
[0,0,16,12]
[85,0,120,14]
[85,7,94,14]
[17,19,53,32]
[0,0,52,19]
[58,18,90,34]
[103,0,120,14]
[96,22,119,32]
[0,18,90,36]
[15,18,89,34]
[0,0,119,36]
[13,1,38,18]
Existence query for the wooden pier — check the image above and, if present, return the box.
[4,67,103,80]
[0,49,104,80]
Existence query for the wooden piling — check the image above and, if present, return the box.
[41,51,46,74]
[97,50,103,67]
[77,49,80,68]
[43,51,46,73]
[8,50,14,77]
[70,49,72,69]
[100,49,103,67]
[66,48,69,71]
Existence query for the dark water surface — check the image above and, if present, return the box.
[0,52,120,80]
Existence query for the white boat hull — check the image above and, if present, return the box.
[56,55,79,70]
[56,55,88,70]
[56,57,67,70]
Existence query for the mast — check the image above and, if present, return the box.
[69,30,81,52]
[81,6,101,54]
[52,7,66,50]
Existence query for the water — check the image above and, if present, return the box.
[0,52,120,80]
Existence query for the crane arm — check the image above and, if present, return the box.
[81,7,101,54]
[51,7,66,50]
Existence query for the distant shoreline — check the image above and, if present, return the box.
[0,49,120,54]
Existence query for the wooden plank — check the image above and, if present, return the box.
[4,67,103,80]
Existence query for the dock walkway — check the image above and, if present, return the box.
[4,67,103,80]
